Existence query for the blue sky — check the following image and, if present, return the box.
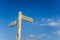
[0,0,60,40]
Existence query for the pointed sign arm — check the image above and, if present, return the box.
[9,20,17,27]
[22,15,33,22]
[9,15,33,27]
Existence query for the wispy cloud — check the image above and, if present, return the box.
[41,18,54,22]
[48,21,60,27]
[46,18,54,22]
[32,18,60,28]
[0,37,14,40]
[22,33,52,40]
[53,30,60,35]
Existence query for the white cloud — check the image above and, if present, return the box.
[32,18,60,28]
[45,18,60,27]
[47,35,52,39]
[48,22,60,27]
[46,19,54,22]
[0,37,10,40]
[53,30,60,35]
[22,33,52,40]
[41,18,46,21]
[40,24,46,26]
[6,38,10,40]
[29,35,36,38]
[57,19,60,22]
[41,18,54,22]
[0,37,14,40]
[53,32,56,35]
[56,30,60,35]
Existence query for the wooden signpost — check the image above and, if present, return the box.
[9,11,33,40]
